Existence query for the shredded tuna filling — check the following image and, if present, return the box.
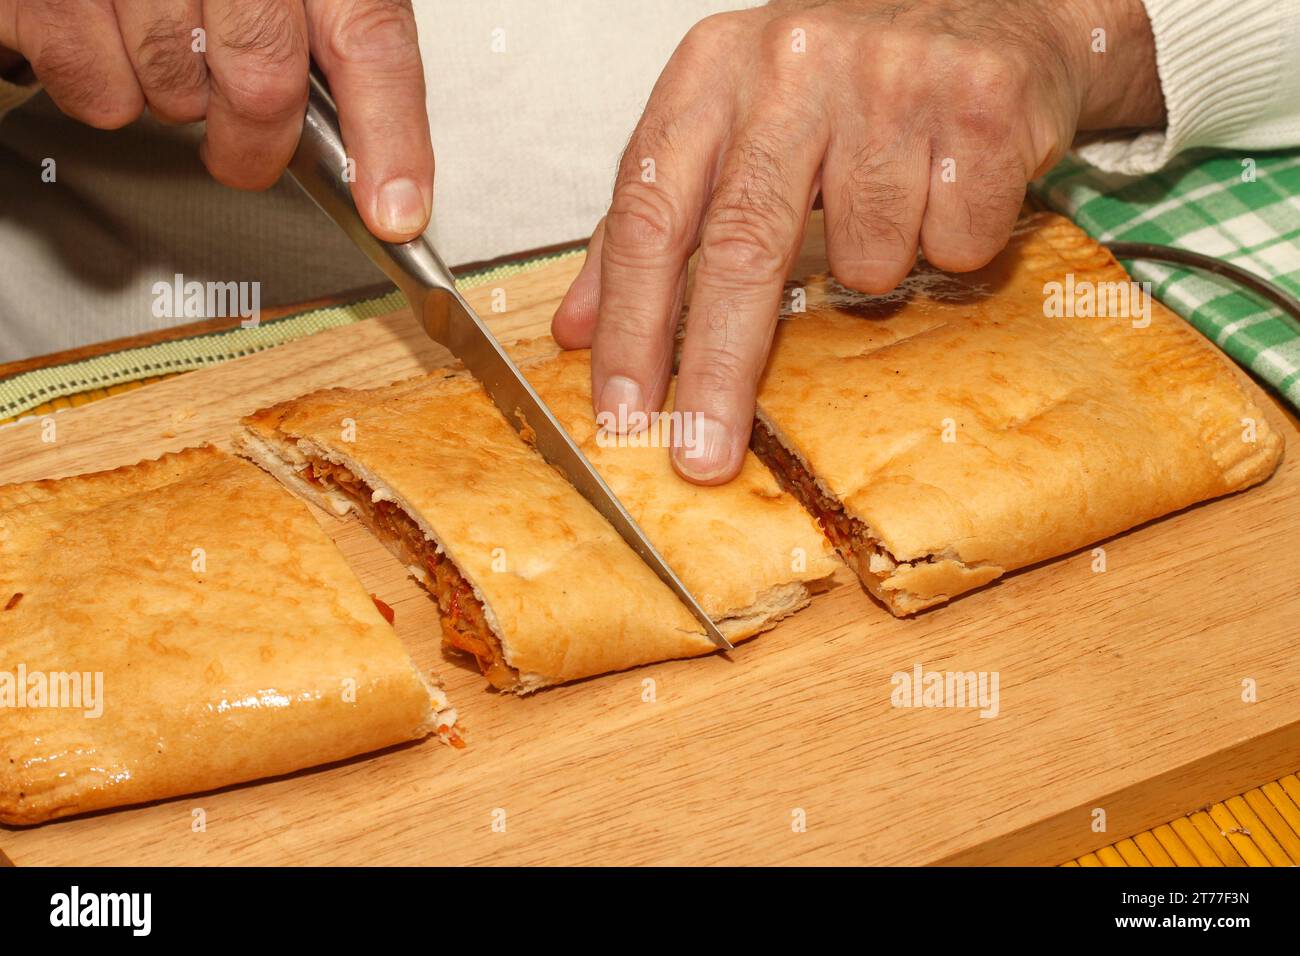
[300,456,518,689]
[749,421,909,584]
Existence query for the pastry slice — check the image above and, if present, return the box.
[235,352,837,692]
[0,446,456,825]
[513,340,839,631]
[752,212,1284,615]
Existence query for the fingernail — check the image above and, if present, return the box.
[673,416,735,481]
[597,375,645,433]
[376,178,427,237]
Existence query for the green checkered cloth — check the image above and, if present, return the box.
[1034,148,1300,411]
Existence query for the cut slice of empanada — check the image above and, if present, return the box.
[0,446,456,825]
[751,212,1284,615]
[236,347,836,692]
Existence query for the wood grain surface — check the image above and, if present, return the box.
[1,217,1297,866]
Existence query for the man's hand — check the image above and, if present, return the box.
[0,0,433,242]
[553,0,1163,484]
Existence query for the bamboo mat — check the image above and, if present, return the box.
[1067,773,1300,867]
[2,374,175,424]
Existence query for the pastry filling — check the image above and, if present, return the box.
[749,421,904,585]
[299,455,518,689]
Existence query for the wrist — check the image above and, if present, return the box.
[1053,0,1166,131]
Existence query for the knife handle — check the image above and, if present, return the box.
[288,63,457,341]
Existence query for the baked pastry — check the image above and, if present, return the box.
[0,447,456,825]
[751,212,1284,615]
[236,347,836,693]
[514,340,838,632]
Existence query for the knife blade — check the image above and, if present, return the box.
[286,65,732,651]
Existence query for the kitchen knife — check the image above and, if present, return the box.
[287,65,732,651]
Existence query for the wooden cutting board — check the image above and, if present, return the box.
[2,217,1298,866]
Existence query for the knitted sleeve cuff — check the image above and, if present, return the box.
[1075,0,1300,174]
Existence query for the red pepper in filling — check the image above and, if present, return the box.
[370,595,396,625]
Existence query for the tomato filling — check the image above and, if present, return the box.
[302,455,518,689]
[749,420,903,583]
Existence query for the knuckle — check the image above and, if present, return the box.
[700,199,789,282]
[679,12,738,53]
[22,8,143,128]
[323,0,420,69]
[38,63,142,128]
[954,102,1007,140]
[683,344,751,400]
[759,12,807,49]
[973,165,1029,213]
[722,140,794,216]
[605,182,688,258]
[952,53,1017,135]
[960,162,1028,226]
[870,29,924,74]
[136,17,207,94]
[30,40,84,97]
[599,310,664,353]
[217,66,305,123]
[836,154,914,244]
[218,1,305,66]
[699,229,786,283]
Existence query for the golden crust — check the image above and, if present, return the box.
[756,212,1284,614]
[513,345,840,634]
[0,446,447,825]
[239,373,717,691]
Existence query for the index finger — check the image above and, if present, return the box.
[306,0,432,242]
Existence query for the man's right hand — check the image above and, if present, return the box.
[0,0,434,243]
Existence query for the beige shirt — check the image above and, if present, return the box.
[0,0,750,362]
[2,0,1298,363]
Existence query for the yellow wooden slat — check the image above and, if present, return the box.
[1115,838,1151,866]
[1227,790,1300,868]
[1071,775,1300,868]
[1133,830,1176,867]
[1207,804,1271,866]
[1261,780,1300,840]
[65,390,100,407]
[1150,825,1198,867]
[1169,818,1224,867]
[1190,811,1247,866]
[1280,774,1300,808]
[1096,845,1128,867]
[0,375,182,425]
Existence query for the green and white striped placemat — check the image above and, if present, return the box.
[0,246,585,422]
